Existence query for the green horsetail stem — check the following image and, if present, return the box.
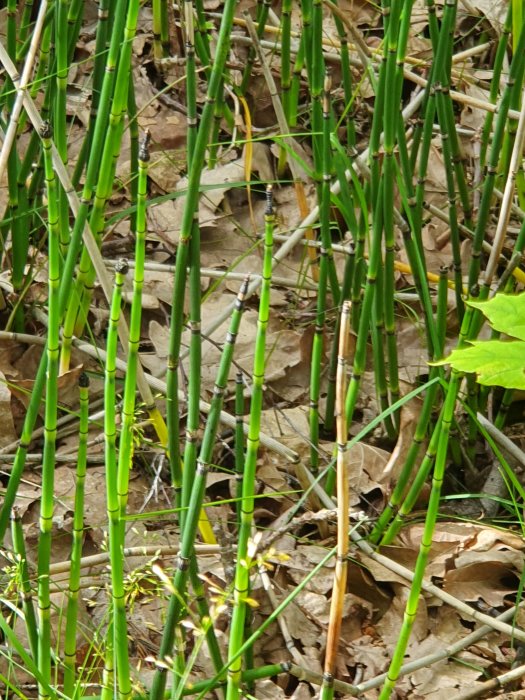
[468,24,525,288]
[280,0,292,120]
[37,120,60,700]
[195,547,337,700]
[182,0,202,523]
[369,265,448,543]
[309,71,339,472]
[165,0,236,506]
[10,507,39,663]
[320,301,351,700]
[67,0,140,344]
[152,0,166,61]
[58,0,134,374]
[104,259,132,700]
[174,17,226,664]
[63,373,90,700]
[0,24,166,543]
[479,4,512,170]
[71,0,112,187]
[117,131,150,520]
[432,0,466,318]
[149,276,250,700]
[378,380,460,699]
[225,189,273,700]
[55,0,70,258]
[5,0,28,333]
[381,0,415,428]
[328,0,356,146]
[235,371,245,526]
[240,0,271,94]
[381,300,478,548]
[378,304,479,698]
[324,244,354,436]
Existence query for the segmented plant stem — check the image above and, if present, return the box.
[320,301,351,700]
[63,372,90,699]
[11,507,38,662]
[225,189,273,700]
[149,277,250,700]
[104,259,132,700]
[37,120,60,700]
[117,130,150,520]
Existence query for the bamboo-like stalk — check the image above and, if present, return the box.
[180,0,202,523]
[103,259,132,700]
[58,0,133,374]
[64,0,140,350]
[320,301,351,700]
[235,370,245,526]
[127,80,139,233]
[149,276,250,700]
[10,506,39,662]
[279,0,292,139]
[367,263,448,542]
[468,24,525,288]
[483,86,525,290]
[479,4,512,170]
[165,0,236,512]
[0,33,163,542]
[378,379,460,699]
[240,0,271,94]
[63,372,90,700]
[381,300,477,549]
[5,0,28,333]
[116,130,150,522]
[309,71,338,472]
[71,0,112,187]
[37,120,61,700]
[225,188,273,700]
[152,0,166,62]
[55,0,71,258]
[324,245,354,436]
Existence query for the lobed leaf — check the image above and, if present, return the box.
[468,291,525,341]
[435,340,525,389]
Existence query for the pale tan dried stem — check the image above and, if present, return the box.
[323,301,351,683]
[299,459,525,643]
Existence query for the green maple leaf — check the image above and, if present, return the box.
[435,340,525,389]
[468,291,525,341]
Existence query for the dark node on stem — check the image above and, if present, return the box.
[469,284,480,298]
[265,184,273,215]
[139,129,151,162]
[324,67,332,93]
[439,265,449,275]
[11,505,20,520]
[39,120,52,139]
[115,258,129,276]
[78,372,90,388]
